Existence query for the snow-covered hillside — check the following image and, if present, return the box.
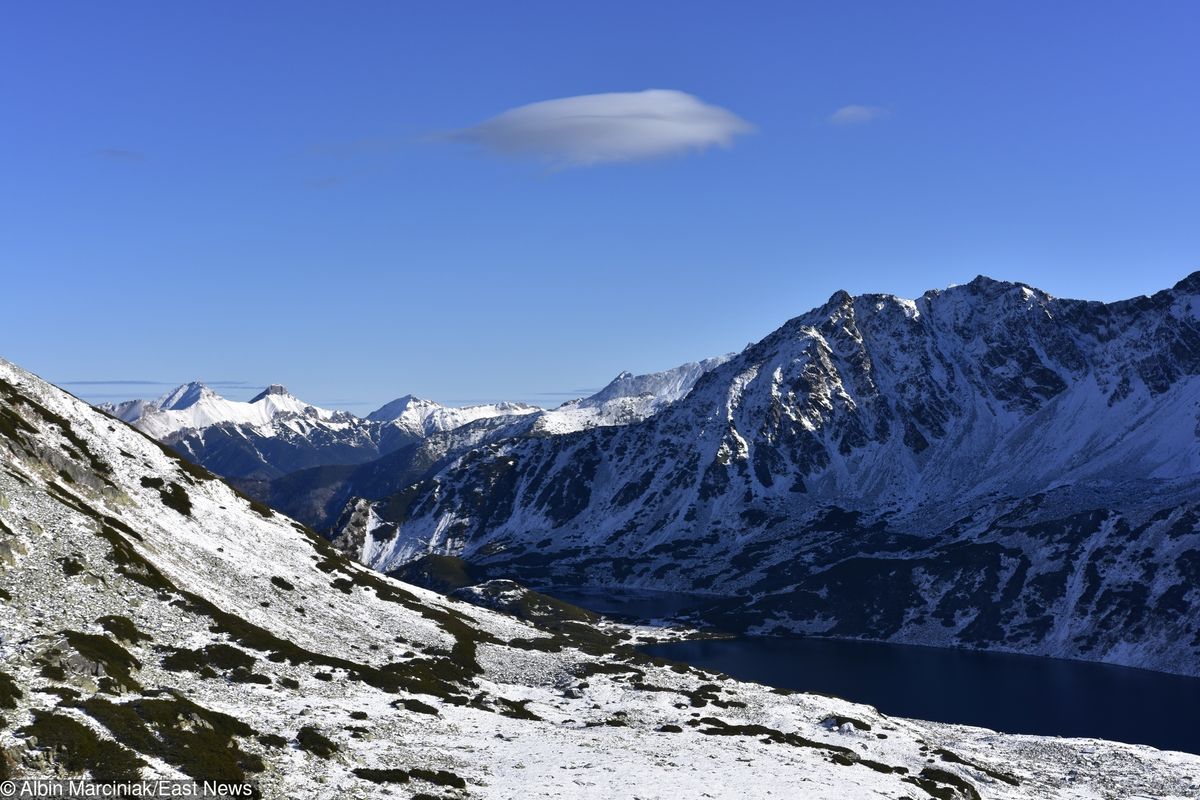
[367,394,539,436]
[339,274,1200,676]
[531,355,733,434]
[100,357,732,526]
[261,357,735,529]
[100,383,539,482]
[9,358,1194,798]
[101,382,341,440]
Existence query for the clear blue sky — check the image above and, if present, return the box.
[3,2,1197,410]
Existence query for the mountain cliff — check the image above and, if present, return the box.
[339,274,1200,676]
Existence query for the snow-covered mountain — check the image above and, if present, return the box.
[99,383,538,482]
[367,394,539,435]
[337,273,1200,676]
[101,382,340,440]
[99,358,732,523]
[531,355,734,434]
[10,358,1191,797]
[246,357,735,530]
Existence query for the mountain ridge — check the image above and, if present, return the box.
[99,357,736,516]
[335,272,1200,676]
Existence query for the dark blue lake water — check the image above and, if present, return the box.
[643,636,1200,755]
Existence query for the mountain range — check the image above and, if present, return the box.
[96,275,1200,681]
[101,357,731,528]
[10,357,1193,796]
[100,382,541,481]
[329,274,1200,677]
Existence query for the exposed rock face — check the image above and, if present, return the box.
[344,274,1200,676]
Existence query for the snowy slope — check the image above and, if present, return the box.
[7,359,1195,798]
[367,394,540,437]
[102,382,340,441]
[99,384,535,483]
[249,357,734,530]
[341,273,1200,676]
[532,355,734,434]
[110,357,731,527]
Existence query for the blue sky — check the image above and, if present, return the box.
[2,2,1198,410]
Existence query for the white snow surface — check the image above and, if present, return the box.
[106,355,731,445]
[3,356,1198,799]
[100,382,341,440]
[367,394,541,436]
[533,355,735,435]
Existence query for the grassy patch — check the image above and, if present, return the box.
[96,615,152,645]
[933,748,1019,786]
[296,725,338,758]
[77,692,263,784]
[697,716,856,758]
[904,767,981,800]
[20,710,144,781]
[159,643,257,680]
[506,635,562,652]
[246,497,274,518]
[157,482,192,516]
[399,698,439,716]
[0,671,22,709]
[62,631,142,694]
[353,768,410,783]
[496,697,541,721]
[409,768,466,789]
[572,661,645,680]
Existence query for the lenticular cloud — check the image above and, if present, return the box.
[449,89,753,168]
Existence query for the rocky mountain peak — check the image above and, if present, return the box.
[250,383,291,402]
[154,381,215,410]
[343,274,1200,679]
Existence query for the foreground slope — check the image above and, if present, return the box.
[1,358,1196,798]
[343,274,1200,676]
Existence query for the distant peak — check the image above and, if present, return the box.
[155,381,215,410]
[366,394,436,422]
[963,275,1038,295]
[250,384,291,402]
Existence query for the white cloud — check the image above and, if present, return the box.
[447,89,753,168]
[828,105,888,126]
